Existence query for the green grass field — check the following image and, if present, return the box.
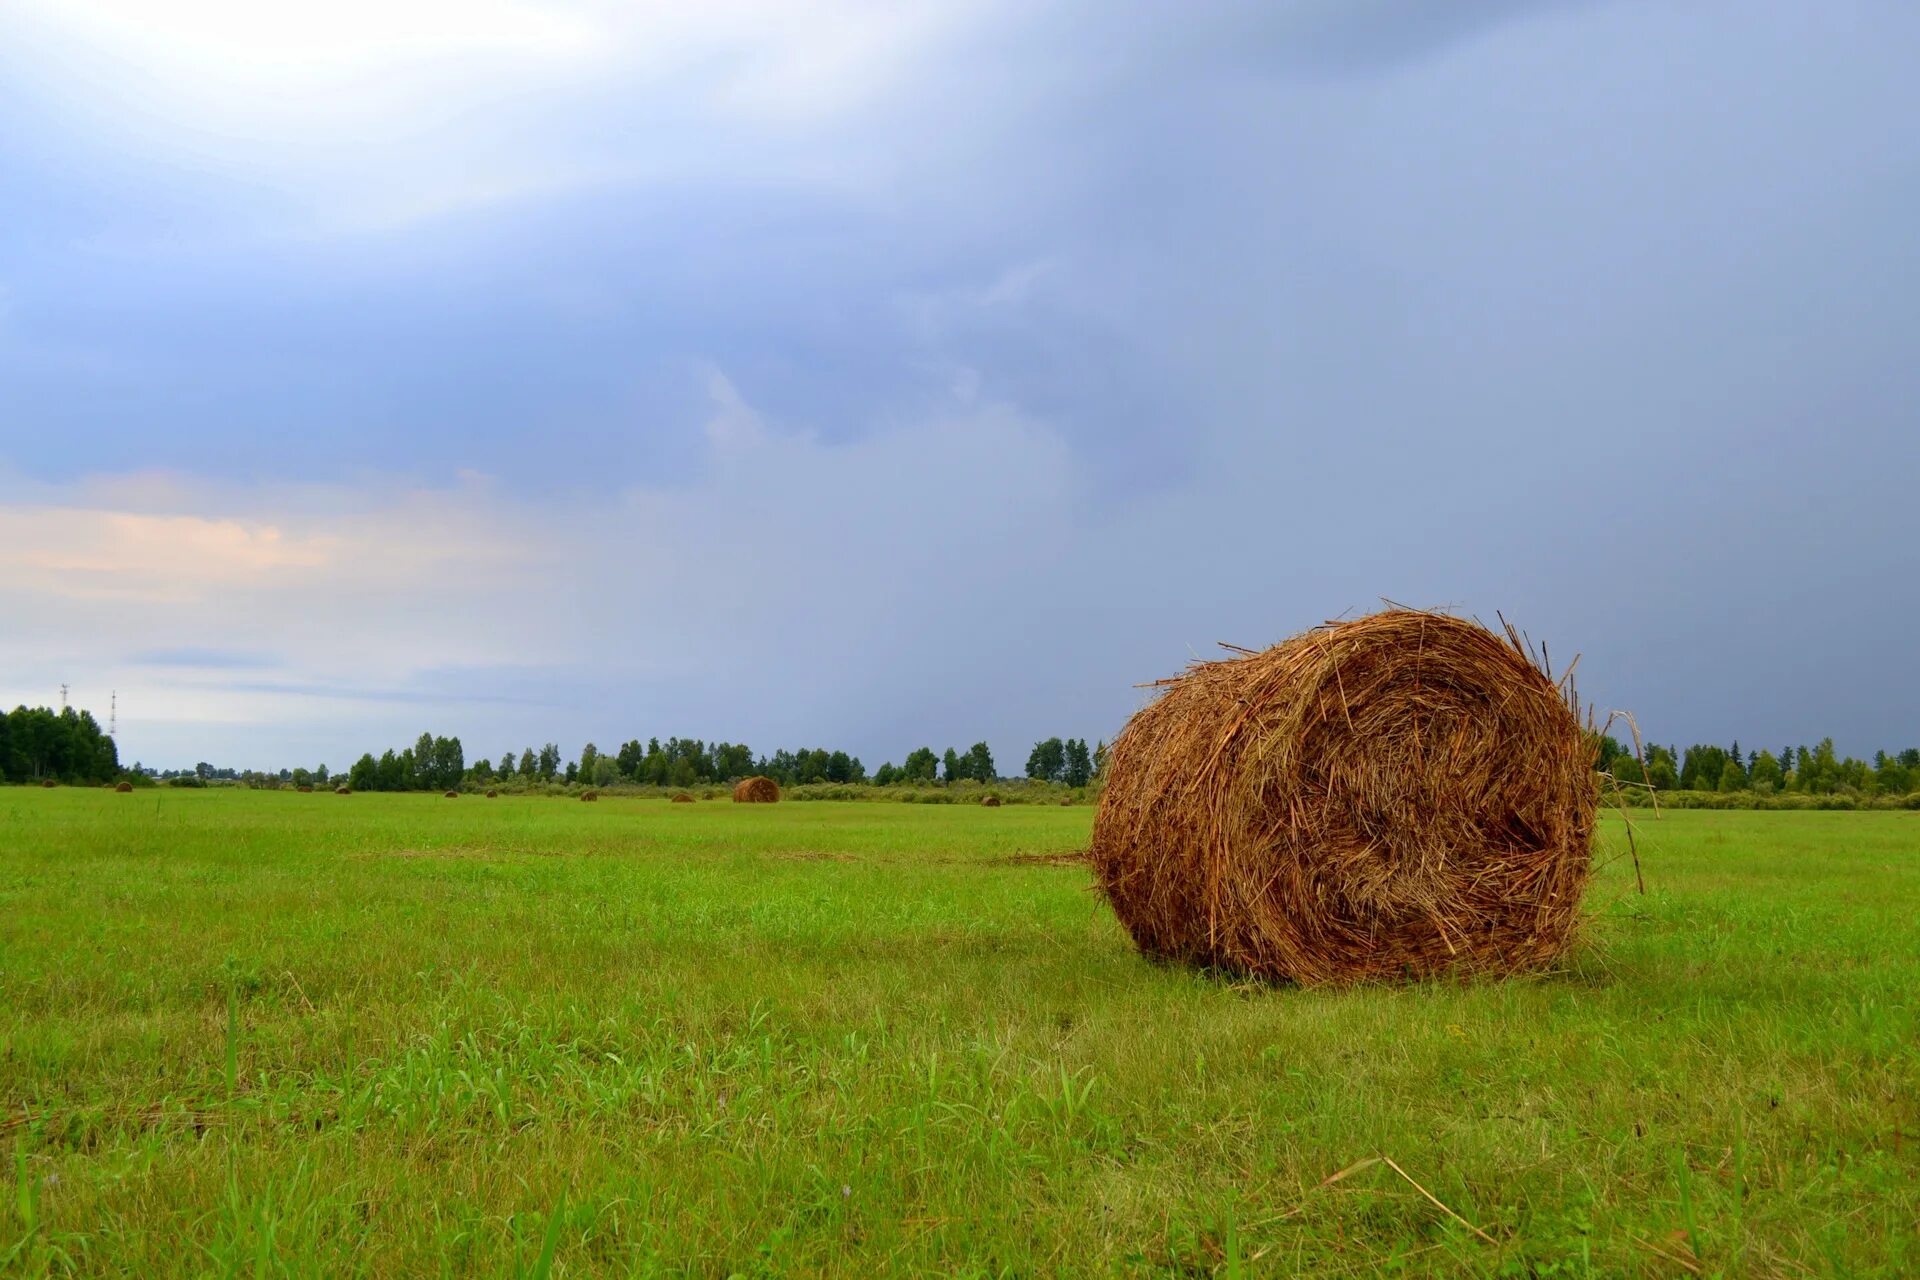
[2,791,1915,1277]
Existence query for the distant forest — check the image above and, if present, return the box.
[0,705,119,785]
[1594,735,1920,798]
[7,700,1918,801]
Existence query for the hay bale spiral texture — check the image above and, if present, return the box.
[1091,610,1596,985]
[732,776,780,804]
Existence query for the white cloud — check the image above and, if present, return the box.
[2,0,1002,236]
[0,381,1081,764]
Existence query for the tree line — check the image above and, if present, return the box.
[329,733,1107,792]
[0,705,119,785]
[1596,736,1920,797]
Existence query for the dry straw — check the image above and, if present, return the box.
[581,790,598,802]
[335,786,352,795]
[732,776,780,804]
[981,794,1002,808]
[115,780,133,793]
[671,793,695,804]
[442,790,459,799]
[1090,609,1596,985]
[485,789,498,799]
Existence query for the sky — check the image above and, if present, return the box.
[2,0,1917,772]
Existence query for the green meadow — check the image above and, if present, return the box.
[2,790,1915,1277]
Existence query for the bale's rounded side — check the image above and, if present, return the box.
[1090,610,1596,985]
[670,793,695,804]
[443,790,459,799]
[115,780,133,793]
[732,776,780,804]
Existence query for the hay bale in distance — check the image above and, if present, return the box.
[443,790,459,799]
[485,789,498,799]
[1090,609,1596,986]
[115,780,134,793]
[981,794,1002,808]
[40,779,57,788]
[732,776,780,804]
[670,792,695,804]
[581,790,598,802]
[335,786,352,795]
[297,785,314,793]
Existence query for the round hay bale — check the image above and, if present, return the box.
[732,776,780,804]
[115,780,134,793]
[297,785,314,793]
[980,794,1002,808]
[443,789,459,799]
[670,792,695,804]
[485,789,498,799]
[1090,610,1596,986]
[335,786,351,795]
[40,779,57,788]
[581,790,598,802]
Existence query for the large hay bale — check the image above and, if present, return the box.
[485,789,498,799]
[443,790,459,799]
[41,779,58,788]
[670,792,695,804]
[1091,610,1595,985]
[980,794,1002,808]
[732,776,780,804]
[581,790,598,802]
[335,786,352,795]
[297,785,314,794]
[115,780,134,793]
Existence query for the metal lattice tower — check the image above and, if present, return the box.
[110,691,118,739]
[59,683,69,711]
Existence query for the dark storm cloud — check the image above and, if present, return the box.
[2,0,1916,767]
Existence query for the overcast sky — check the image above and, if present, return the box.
[2,0,1916,771]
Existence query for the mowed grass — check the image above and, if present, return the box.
[2,792,1915,1277]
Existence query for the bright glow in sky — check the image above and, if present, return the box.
[2,0,1917,770]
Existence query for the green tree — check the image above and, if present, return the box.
[941,748,962,783]
[901,747,939,783]
[873,762,898,786]
[965,742,995,783]
[1026,738,1065,782]
[578,743,600,784]
[1748,750,1783,793]
[1717,757,1747,792]
[1063,738,1093,788]
[518,748,537,779]
[348,754,377,791]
